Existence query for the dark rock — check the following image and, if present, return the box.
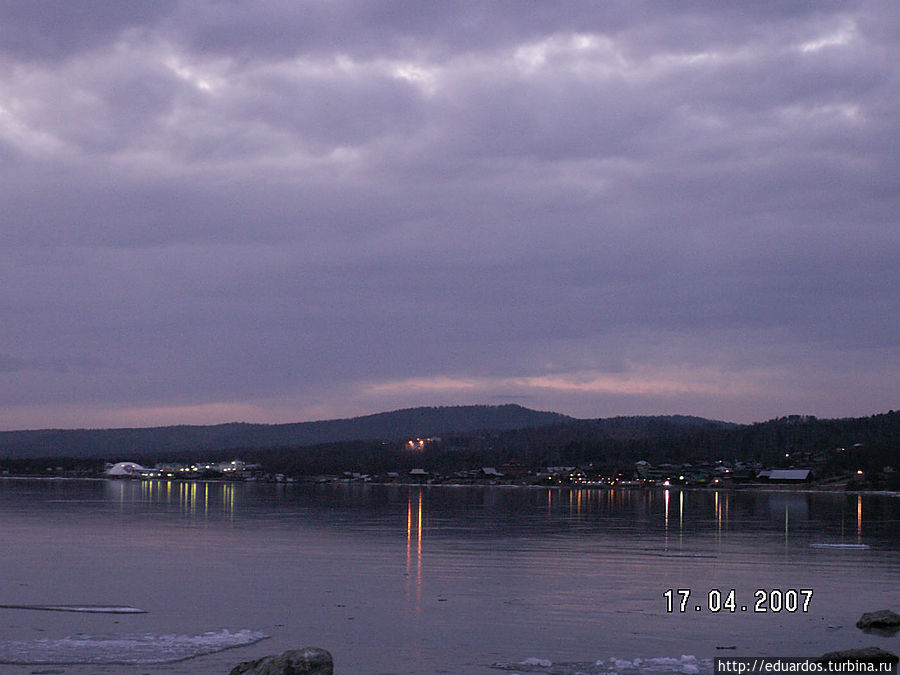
[229,647,334,675]
[857,610,900,631]
[817,647,899,665]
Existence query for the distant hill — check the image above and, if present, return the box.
[592,415,740,434]
[0,404,574,459]
[2,407,896,479]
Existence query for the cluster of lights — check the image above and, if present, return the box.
[553,472,635,486]
[126,460,252,480]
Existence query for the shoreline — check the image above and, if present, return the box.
[2,473,899,497]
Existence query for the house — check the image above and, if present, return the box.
[408,468,429,483]
[759,469,811,482]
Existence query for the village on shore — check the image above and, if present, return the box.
[93,443,890,492]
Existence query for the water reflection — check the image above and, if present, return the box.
[715,491,721,544]
[858,494,863,544]
[100,479,238,522]
[407,489,424,608]
[1,480,898,675]
[223,482,235,521]
[24,480,893,551]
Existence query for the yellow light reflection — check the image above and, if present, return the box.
[406,489,424,610]
[417,491,423,574]
[664,488,670,551]
[222,482,235,521]
[407,497,412,563]
[715,490,721,544]
[664,489,670,528]
[857,495,862,544]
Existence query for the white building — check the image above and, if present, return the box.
[105,462,147,477]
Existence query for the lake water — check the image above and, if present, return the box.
[0,479,898,674]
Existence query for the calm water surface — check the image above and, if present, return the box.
[0,479,898,674]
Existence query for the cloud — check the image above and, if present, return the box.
[364,364,780,400]
[0,1,175,62]
[0,1,897,429]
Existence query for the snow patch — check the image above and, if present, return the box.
[0,604,146,614]
[492,654,713,674]
[0,629,268,665]
[522,657,553,667]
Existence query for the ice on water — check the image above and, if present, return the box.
[0,604,146,614]
[493,654,712,674]
[0,628,268,665]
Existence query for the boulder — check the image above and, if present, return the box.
[857,610,900,631]
[229,647,334,675]
[817,647,898,665]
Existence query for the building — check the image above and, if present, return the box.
[105,462,148,477]
[759,469,811,482]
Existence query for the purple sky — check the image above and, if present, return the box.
[1,1,897,430]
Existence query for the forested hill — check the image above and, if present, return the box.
[1,407,896,471]
[0,404,573,459]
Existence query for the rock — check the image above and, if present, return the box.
[229,647,334,675]
[857,610,900,631]
[817,647,899,665]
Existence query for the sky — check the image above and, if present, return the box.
[1,1,898,430]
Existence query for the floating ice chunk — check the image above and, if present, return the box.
[0,629,268,665]
[491,658,553,671]
[494,655,713,674]
[0,604,146,614]
[592,655,712,674]
[521,657,552,667]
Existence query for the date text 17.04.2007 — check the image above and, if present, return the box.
[663,588,813,613]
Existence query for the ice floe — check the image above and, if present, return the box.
[492,654,713,674]
[0,628,268,664]
[0,604,146,614]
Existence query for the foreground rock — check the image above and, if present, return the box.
[817,647,899,665]
[229,647,334,675]
[857,610,900,631]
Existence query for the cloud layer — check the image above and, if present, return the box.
[1,1,897,429]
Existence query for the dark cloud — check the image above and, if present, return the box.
[0,1,897,428]
[0,0,176,61]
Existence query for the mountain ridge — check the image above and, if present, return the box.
[0,404,577,458]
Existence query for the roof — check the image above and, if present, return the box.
[765,469,811,481]
[106,462,147,476]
